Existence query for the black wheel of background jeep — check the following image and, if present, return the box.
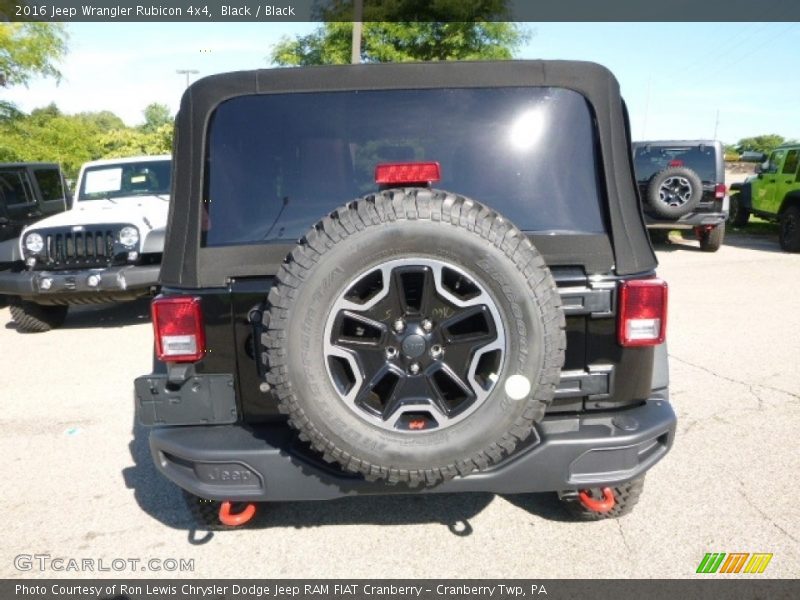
[727,192,750,227]
[646,167,703,219]
[779,205,800,252]
[9,299,68,333]
[699,223,725,252]
[558,477,645,520]
[263,188,566,486]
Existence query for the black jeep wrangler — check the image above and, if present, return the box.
[135,61,676,527]
[0,162,70,308]
[632,140,728,251]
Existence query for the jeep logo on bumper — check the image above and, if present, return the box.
[194,463,260,487]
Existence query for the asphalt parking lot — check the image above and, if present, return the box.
[1,228,798,579]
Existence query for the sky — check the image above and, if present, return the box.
[3,22,799,144]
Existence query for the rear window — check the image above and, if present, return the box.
[633,144,718,183]
[203,87,607,247]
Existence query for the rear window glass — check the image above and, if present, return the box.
[203,87,607,246]
[632,144,718,183]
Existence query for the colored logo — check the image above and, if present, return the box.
[696,552,772,574]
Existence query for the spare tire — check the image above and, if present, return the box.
[263,188,565,486]
[646,166,703,219]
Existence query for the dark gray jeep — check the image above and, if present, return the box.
[135,60,675,527]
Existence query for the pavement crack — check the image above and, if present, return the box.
[737,481,799,544]
[670,355,800,402]
[616,519,633,556]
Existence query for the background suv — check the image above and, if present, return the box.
[632,140,728,252]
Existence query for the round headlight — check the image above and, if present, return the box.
[118,226,139,248]
[25,232,44,254]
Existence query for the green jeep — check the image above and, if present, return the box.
[729,144,800,251]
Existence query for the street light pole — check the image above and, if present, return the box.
[351,0,363,64]
[176,69,199,88]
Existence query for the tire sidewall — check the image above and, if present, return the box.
[282,219,554,468]
[779,206,800,252]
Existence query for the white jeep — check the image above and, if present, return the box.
[0,155,171,332]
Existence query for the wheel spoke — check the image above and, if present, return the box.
[324,257,506,433]
[429,364,475,416]
[332,311,387,348]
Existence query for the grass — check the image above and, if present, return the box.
[728,215,776,236]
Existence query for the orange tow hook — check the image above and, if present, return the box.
[578,487,616,513]
[218,501,257,527]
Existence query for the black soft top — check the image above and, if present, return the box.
[161,60,656,287]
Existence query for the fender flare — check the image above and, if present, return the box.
[736,182,753,210]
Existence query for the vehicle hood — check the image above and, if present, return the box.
[24,195,170,233]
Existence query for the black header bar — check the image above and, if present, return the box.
[3,0,800,22]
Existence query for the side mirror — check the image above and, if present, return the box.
[754,163,763,175]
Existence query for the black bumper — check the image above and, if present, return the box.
[646,211,727,229]
[0,264,160,297]
[148,395,676,501]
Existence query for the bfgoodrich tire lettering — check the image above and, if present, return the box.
[262,188,566,486]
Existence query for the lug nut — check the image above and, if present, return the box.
[408,362,421,375]
[430,345,443,359]
[385,346,398,359]
[421,319,433,332]
[392,318,406,333]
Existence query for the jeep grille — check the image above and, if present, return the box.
[33,226,125,270]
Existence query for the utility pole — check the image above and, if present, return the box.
[176,69,199,89]
[351,0,363,64]
[713,108,720,140]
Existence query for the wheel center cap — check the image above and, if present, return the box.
[401,334,426,358]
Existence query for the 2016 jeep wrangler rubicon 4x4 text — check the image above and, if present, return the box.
[135,61,676,527]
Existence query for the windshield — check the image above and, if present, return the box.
[78,159,171,201]
[632,144,717,183]
[202,87,607,246]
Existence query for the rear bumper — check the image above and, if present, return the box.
[0,264,159,298]
[148,394,676,501]
[646,210,727,229]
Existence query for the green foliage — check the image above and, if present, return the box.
[0,104,173,180]
[735,134,786,155]
[0,23,68,87]
[271,1,527,66]
[141,102,172,133]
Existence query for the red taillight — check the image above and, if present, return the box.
[618,279,668,347]
[715,183,727,199]
[152,296,206,362]
[375,161,441,186]
[668,159,684,167]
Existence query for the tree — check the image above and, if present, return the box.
[0,23,68,88]
[141,102,172,133]
[735,135,786,155]
[0,104,173,180]
[76,110,126,132]
[271,1,528,65]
